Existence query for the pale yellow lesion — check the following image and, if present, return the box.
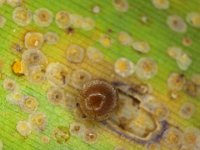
[131,110,156,132]
[110,94,157,139]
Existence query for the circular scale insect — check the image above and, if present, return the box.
[47,86,66,105]
[24,32,44,50]
[16,120,32,137]
[21,49,48,75]
[78,79,118,121]
[33,8,53,27]
[52,126,70,144]
[29,112,47,131]
[70,69,92,90]
[46,62,70,88]
[118,31,133,46]
[55,10,71,29]
[167,15,187,33]
[12,7,32,26]
[66,44,85,64]
[112,0,129,12]
[86,47,104,63]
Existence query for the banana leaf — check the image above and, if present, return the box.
[0,0,200,150]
